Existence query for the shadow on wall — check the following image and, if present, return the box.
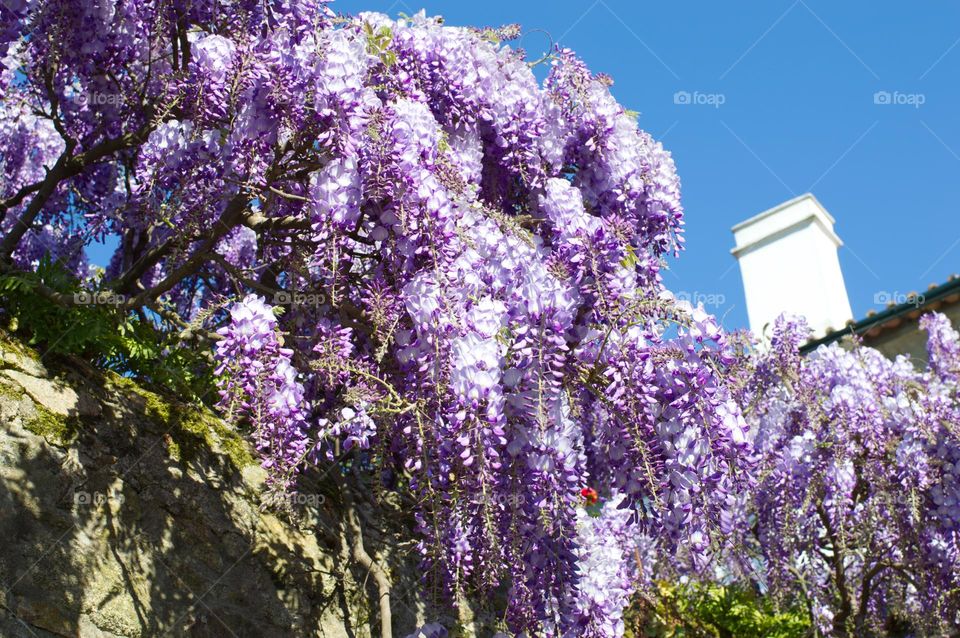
[0,334,436,638]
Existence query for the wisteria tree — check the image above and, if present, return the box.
[735,315,960,637]
[0,1,755,636]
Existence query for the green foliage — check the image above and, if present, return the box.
[364,22,396,67]
[0,258,214,402]
[626,582,811,638]
[620,244,640,270]
[0,257,113,354]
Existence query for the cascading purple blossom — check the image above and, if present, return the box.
[566,494,645,638]
[7,2,960,635]
[736,314,960,636]
[215,295,313,492]
[1,2,754,635]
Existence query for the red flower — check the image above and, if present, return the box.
[580,487,598,505]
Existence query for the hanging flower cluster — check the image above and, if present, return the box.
[1,1,752,635]
[566,494,645,637]
[736,314,960,636]
[215,294,313,492]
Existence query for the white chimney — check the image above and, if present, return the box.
[732,193,853,340]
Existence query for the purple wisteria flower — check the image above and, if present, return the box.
[737,313,960,635]
[1,2,757,634]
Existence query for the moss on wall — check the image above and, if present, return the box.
[23,401,81,446]
[105,371,255,470]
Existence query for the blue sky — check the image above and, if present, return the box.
[332,0,960,331]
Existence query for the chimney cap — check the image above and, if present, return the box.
[730,193,841,258]
[731,193,835,232]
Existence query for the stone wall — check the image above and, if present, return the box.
[0,333,463,637]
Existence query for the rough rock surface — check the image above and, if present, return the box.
[0,333,463,637]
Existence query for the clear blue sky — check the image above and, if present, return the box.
[330,0,960,331]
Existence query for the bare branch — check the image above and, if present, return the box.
[339,473,392,638]
[121,194,251,308]
[242,211,312,232]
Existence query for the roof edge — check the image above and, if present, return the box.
[799,275,960,354]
